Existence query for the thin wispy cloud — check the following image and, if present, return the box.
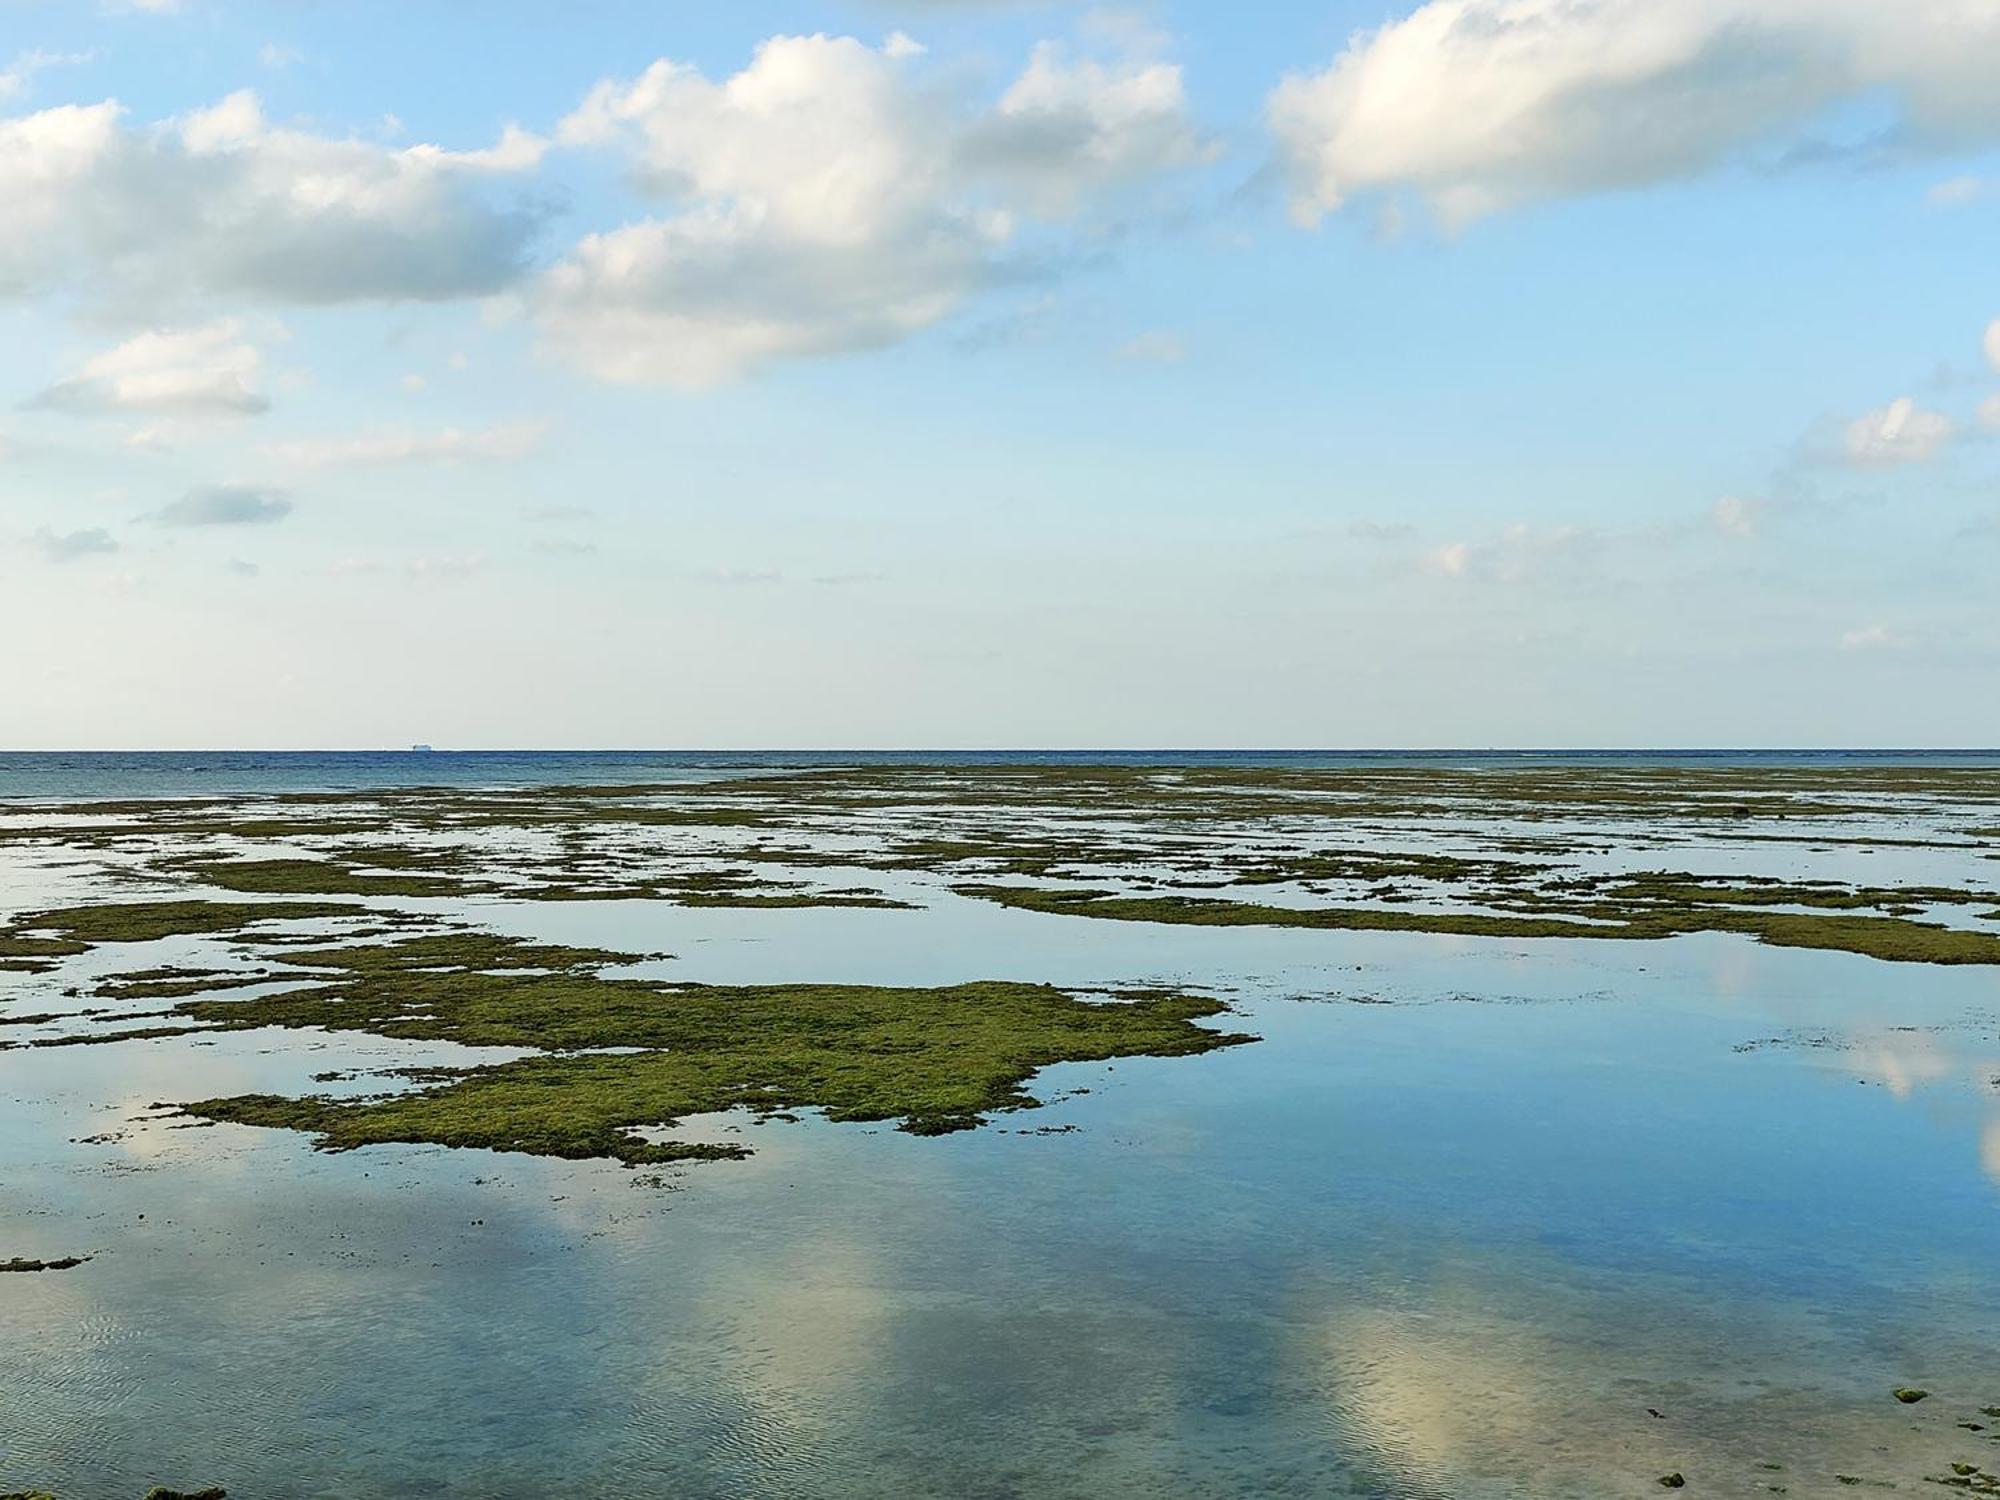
[1113,330,1186,364]
[1840,622,1912,651]
[32,525,117,561]
[0,49,91,102]
[263,421,545,468]
[156,483,291,526]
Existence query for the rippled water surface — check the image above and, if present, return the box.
[4,759,2000,1498]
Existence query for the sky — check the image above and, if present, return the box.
[2,0,1998,750]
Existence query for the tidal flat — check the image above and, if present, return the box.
[5,758,2000,1497]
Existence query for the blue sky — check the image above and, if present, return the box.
[2,0,1997,748]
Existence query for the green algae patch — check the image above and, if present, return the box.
[960,885,1629,939]
[95,966,280,1001]
[172,857,467,899]
[12,763,2000,997]
[163,935,1252,1164]
[1745,915,2000,965]
[670,890,919,911]
[959,885,2000,966]
[0,932,83,971]
[2,899,358,948]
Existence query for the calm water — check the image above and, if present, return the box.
[4,764,2000,1496]
[5,747,2000,801]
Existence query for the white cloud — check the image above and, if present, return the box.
[1985,318,2000,373]
[0,50,91,102]
[1417,523,1594,582]
[34,319,270,416]
[1979,392,2000,433]
[1420,541,1471,577]
[1843,396,1952,466]
[124,422,179,451]
[538,32,1208,386]
[543,36,995,386]
[1839,622,1910,651]
[1712,496,1760,539]
[1114,330,1186,363]
[263,420,544,468]
[699,566,785,586]
[404,553,485,580]
[1927,174,1988,205]
[327,551,486,580]
[1270,0,2000,227]
[0,90,545,313]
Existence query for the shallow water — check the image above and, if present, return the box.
[5,769,2000,1497]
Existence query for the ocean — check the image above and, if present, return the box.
[4,746,1999,801]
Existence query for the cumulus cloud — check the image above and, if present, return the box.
[157,483,291,525]
[538,32,1210,385]
[33,319,270,417]
[1985,318,2000,373]
[1980,392,2000,433]
[263,420,544,467]
[32,525,117,561]
[960,41,1215,215]
[1269,0,2000,227]
[1843,396,1952,466]
[542,37,998,386]
[0,89,545,314]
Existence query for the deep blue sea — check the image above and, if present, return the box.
[3,747,1998,801]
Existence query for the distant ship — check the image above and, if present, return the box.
[410,744,435,753]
